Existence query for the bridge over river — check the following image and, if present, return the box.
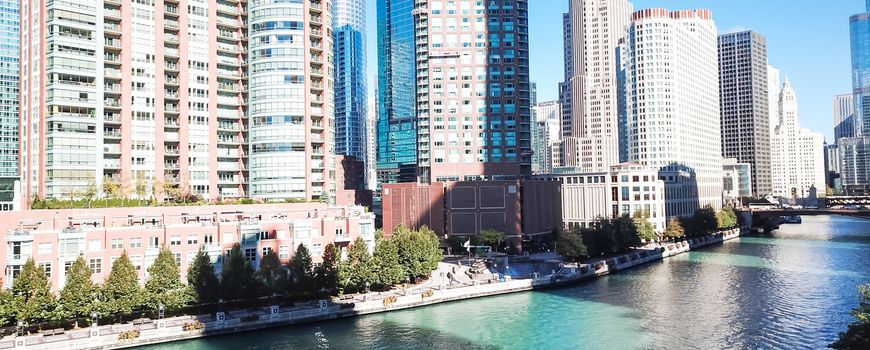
[741,207,870,232]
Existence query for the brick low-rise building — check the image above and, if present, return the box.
[1,203,374,291]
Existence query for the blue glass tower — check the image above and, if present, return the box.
[376,0,418,184]
[841,1,870,194]
[334,0,367,162]
[0,0,18,210]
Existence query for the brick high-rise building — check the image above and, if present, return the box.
[717,30,772,197]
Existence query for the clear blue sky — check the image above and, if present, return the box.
[364,0,864,141]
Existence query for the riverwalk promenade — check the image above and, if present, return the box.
[1,228,743,350]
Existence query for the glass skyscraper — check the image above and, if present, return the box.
[376,0,418,184]
[334,0,367,162]
[841,1,870,194]
[0,0,17,210]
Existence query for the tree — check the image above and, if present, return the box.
[664,218,685,241]
[554,227,588,262]
[145,246,190,312]
[84,182,98,208]
[289,244,315,296]
[257,250,286,297]
[220,244,255,302]
[102,175,121,198]
[716,207,738,230]
[393,225,442,280]
[832,283,870,349]
[474,229,505,252]
[11,258,57,324]
[633,215,658,243]
[344,237,374,293]
[59,257,97,325]
[613,216,642,250]
[371,233,405,290]
[134,178,148,205]
[102,252,142,317]
[186,249,220,305]
[0,282,12,327]
[691,206,718,236]
[316,243,341,294]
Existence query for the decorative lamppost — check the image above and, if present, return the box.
[158,304,165,320]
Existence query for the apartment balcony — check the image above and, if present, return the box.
[165,163,180,170]
[164,147,180,155]
[164,62,179,71]
[104,113,121,123]
[104,38,122,50]
[165,104,180,114]
[104,99,121,109]
[333,234,351,243]
[164,33,180,44]
[164,5,179,16]
[310,28,323,38]
[309,1,323,12]
[165,20,179,30]
[104,0,122,6]
[104,53,121,65]
[104,84,121,94]
[104,8,121,20]
[164,90,179,99]
[103,144,121,154]
[164,47,179,58]
[104,23,121,35]
[164,75,179,85]
[217,17,241,28]
[165,132,179,141]
[310,15,322,25]
[164,118,179,127]
[218,30,240,41]
[165,175,180,185]
[216,3,238,15]
[104,129,121,139]
[104,159,121,169]
[217,162,242,171]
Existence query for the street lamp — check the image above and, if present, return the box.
[158,304,165,320]
[91,311,98,327]
[364,282,370,293]
[16,320,23,337]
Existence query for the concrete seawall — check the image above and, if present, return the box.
[4,228,745,350]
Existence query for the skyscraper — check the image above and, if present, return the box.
[376,0,418,184]
[378,0,531,183]
[334,0,367,163]
[767,65,782,134]
[717,30,772,197]
[619,8,723,217]
[532,101,561,175]
[770,79,826,198]
[0,0,17,211]
[833,94,855,141]
[19,0,250,204]
[841,1,870,194]
[248,1,335,202]
[559,0,632,171]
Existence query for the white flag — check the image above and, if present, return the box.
[463,239,471,248]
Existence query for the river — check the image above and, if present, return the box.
[144,215,870,350]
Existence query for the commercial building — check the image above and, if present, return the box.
[376,0,418,184]
[0,0,17,211]
[767,65,781,134]
[539,163,666,233]
[770,79,826,199]
[834,94,855,141]
[532,101,561,175]
[366,92,378,191]
[841,2,870,195]
[722,158,752,207]
[559,0,632,171]
[717,30,771,197]
[619,8,723,217]
[825,143,842,194]
[1,203,375,291]
[334,0,368,164]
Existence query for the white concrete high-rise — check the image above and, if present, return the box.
[559,0,633,171]
[619,8,723,217]
[366,92,378,191]
[767,65,782,134]
[532,101,562,175]
[771,79,826,198]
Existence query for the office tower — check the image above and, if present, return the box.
[559,0,632,171]
[717,30,772,197]
[249,1,335,202]
[0,0,17,211]
[532,101,561,175]
[619,8,723,217]
[334,0,367,163]
[378,0,531,183]
[366,91,378,191]
[841,2,870,195]
[767,65,781,134]
[376,0,418,184]
[19,0,249,205]
[770,79,826,198]
[833,94,855,140]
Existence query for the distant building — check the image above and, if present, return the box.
[825,143,842,194]
[366,92,378,191]
[717,31,772,197]
[840,2,870,195]
[559,0,633,171]
[0,0,17,211]
[539,163,666,233]
[768,65,782,134]
[770,79,826,199]
[1,203,375,291]
[722,158,752,207]
[619,8,723,217]
[833,94,855,141]
[532,101,562,175]
[334,0,369,166]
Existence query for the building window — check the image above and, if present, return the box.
[170,236,181,246]
[149,237,159,248]
[187,235,199,245]
[111,239,123,250]
[89,240,101,251]
[311,243,323,256]
[262,247,273,256]
[38,262,52,278]
[174,253,182,266]
[130,237,142,248]
[88,258,102,274]
[64,261,74,272]
[203,235,214,245]
[244,248,256,262]
[278,245,290,259]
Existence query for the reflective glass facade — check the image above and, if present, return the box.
[0,0,16,210]
[334,0,367,161]
[842,3,870,194]
[376,0,418,183]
